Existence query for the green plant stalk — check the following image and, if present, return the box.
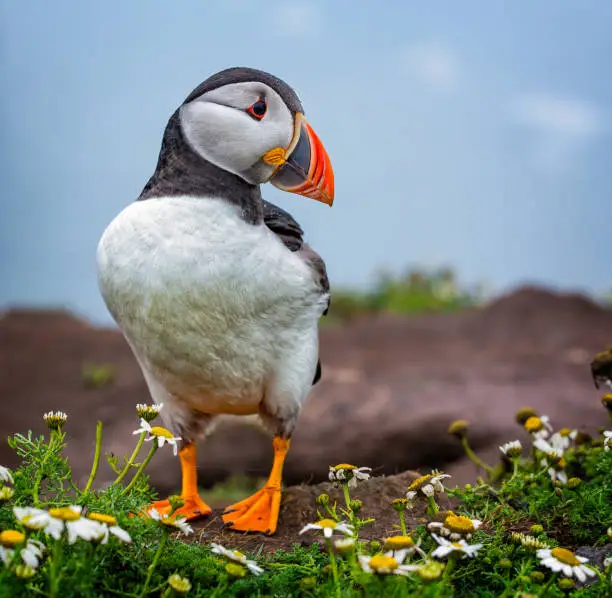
[461,437,494,474]
[511,458,520,480]
[122,443,157,495]
[435,556,456,597]
[398,509,407,535]
[427,495,439,516]
[537,572,558,597]
[138,529,168,598]
[325,538,342,598]
[48,539,63,598]
[83,421,103,494]
[114,431,147,485]
[341,482,351,510]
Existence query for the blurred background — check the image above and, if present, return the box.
[1,1,611,499]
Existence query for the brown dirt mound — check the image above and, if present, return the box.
[188,470,455,554]
[0,286,610,495]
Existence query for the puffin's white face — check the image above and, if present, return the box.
[180,81,294,185]
[179,79,334,205]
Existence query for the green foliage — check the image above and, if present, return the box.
[0,406,611,596]
[81,362,115,389]
[327,267,485,322]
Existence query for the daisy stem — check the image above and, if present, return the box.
[511,458,520,480]
[122,444,157,495]
[398,509,407,536]
[341,482,351,510]
[537,572,558,597]
[114,431,147,485]
[48,539,63,598]
[426,495,439,517]
[138,529,168,598]
[83,421,103,494]
[461,437,494,474]
[325,538,342,598]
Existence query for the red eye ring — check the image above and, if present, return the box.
[247,98,267,120]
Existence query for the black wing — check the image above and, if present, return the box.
[262,199,329,385]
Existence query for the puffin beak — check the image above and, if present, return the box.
[266,113,334,206]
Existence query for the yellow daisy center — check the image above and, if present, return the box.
[452,542,464,550]
[559,428,572,437]
[408,474,432,491]
[369,555,398,572]
[383,535,415,550]
[316,519,338,529]
[88,513,117,525]
[0,530,25,547]
[332,463,356,471]
[524,416,544,433]
[233,550,245,559]
[551,547,580,566]
[49,507,80,521]
[150,426,174,438]
[444,514,476,534]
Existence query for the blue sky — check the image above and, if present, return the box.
[2,1,611,323]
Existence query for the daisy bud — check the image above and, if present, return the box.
[136,403,163,423]
[14,564,37,579]
[334,537,356,555]
[416,561,444,582]
[167,573,192,594]
[558,578,575,591]
[515,407,538,425]
[168,495,185,514]
[225,563,246,579]
[300,577,317,590]
[607,527,612,540]
[530,524,544,535]
[448,419,469,439]
[567,477,581,489]
[498,558,512,569]
[602,394,612,412]
[392,498,408,512]
[530,571,545,583]
[369,540,381,553]
[316,493,330,506]
[349,499,363,513]
[0,486,15,502]
[43,411,67,431]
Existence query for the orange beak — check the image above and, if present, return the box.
[269,113,334,206]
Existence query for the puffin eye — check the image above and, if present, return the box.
[246,98,267,120]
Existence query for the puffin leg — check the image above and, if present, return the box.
[222,436,289,535]
[148,442,212,520]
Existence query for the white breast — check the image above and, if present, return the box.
[97,196,326,419]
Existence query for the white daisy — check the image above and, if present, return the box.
[210,543,263,575]
[537,547,596,583]
[299,519,354,539]
[431,534,482,560]
[147,507,193,535]
[0,465,14,485]
[406,472,451,500]
[382,535,426,559]
[86,513,131,543]
[0,531,45,569]
[328,464,372,488]
[14,505,104,543]
[428,514,482,541]
[603,430,612,451]
[133,419,181,456]
[358,552,417,576]
[499,440,522,458]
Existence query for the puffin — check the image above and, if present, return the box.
[97,67,334,535]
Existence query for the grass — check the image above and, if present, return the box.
[326,267,486,323]
[0,402,611,596]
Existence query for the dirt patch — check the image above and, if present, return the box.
[186,470,456,554]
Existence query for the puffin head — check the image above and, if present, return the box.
[178,67,334,206]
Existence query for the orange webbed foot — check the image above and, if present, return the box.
[222,486,281,535]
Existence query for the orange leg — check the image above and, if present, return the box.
[147,442,212,520]
[222,436,289,535]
